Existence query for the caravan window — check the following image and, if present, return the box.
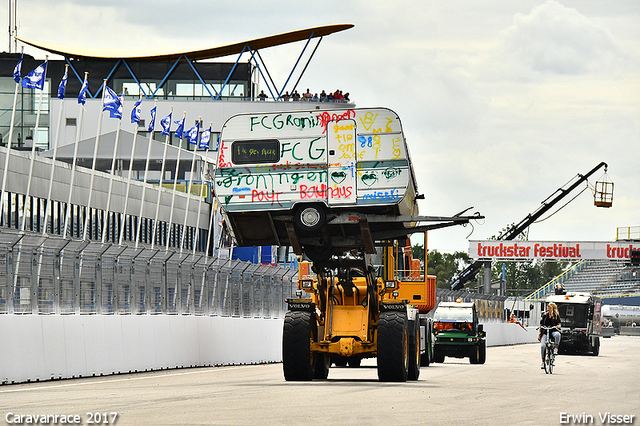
[232,140,280,164]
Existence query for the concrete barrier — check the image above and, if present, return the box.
[0,315,283,384]
[0,316,541,384]
[481,322,539,346]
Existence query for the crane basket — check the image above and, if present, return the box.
[593,173,614,208]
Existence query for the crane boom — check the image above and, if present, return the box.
[450,162,608,290]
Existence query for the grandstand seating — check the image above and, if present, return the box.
[529,259,639,300]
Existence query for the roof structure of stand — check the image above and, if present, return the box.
[16,24,353,101]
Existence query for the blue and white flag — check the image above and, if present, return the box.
[160,112,172,135]
[215,135,220,151]
[13,53,22,83]
[103,86,123,119]
[199,126,211,149]
[57,70,68,99]
[22,62,47,90]
[131,98,142,124]
[174,117,185,139]
[78,77,89,105]
[148,106,157,131]
[186,122,200,145]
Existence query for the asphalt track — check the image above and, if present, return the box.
[1,336,639,426]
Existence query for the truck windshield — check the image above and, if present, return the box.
[558,303,588,328]
[434,306,473,322]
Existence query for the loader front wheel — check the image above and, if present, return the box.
[283,311,316,381]
[377,310,409,382]
[407,319,421,380]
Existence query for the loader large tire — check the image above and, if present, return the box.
[377,310,409,382]
[283,311,316,381]
[407,319,421,380]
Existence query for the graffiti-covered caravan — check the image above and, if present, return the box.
[215,108,419,248]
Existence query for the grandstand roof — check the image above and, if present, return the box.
[16,24,354,61]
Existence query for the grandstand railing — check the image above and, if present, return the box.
[524,260,589,301]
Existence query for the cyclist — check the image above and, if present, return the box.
[538,302,562,369]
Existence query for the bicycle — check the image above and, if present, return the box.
[539,326,559,374]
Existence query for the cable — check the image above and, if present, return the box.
[533,186,588,224]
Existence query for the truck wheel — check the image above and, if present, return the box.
[469,344,480,364]
[433,348,445,363]
[377,310,409,382]
[478,340,486,364]
[347,357,361,368]
[591,337,600,356]
[294,204,325,233]
[408,320,421,380]
[420,319,432,367]
[283,311,316,381]
[314,353,330,379]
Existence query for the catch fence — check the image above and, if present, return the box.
[0,232,297,317]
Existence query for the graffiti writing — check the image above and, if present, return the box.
[362,189,400,202]
[300,184,327,199]
[329,186,353,199]
[316,110,356,133]
[361,172,378,187]
[250,113,321,132]
[251,190,282,206]
[382,167,401,180]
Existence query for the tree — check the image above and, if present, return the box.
[427,249,472,289]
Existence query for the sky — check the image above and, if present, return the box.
[4,0,639,254]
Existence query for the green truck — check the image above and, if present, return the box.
[432,301,486,364]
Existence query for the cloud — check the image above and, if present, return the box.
[499,0,625,75]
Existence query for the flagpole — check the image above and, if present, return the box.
[101,88,124,243]
[21,56,49,231]
[43,64,68,236]
[119,95,142,245]
[151,106,173,250]
[82,79,107,241]
[180,117,201,252]
[135,99,158,248]
[0,45,23,226]
[193,122,212,255]
[63,71,88,239]
[166,112,186,251]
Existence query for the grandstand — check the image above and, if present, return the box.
[527,259,640,301]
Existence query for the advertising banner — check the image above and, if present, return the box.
[469,241,640,261]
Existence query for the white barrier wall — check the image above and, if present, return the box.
[0,316,539,384]
[0,316,284,384]
[482,322,539,346]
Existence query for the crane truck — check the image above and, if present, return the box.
[214,107,482,381]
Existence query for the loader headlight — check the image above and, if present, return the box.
[301,280,313,289]
[385,281,396,289]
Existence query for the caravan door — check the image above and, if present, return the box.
[326,118,357,205]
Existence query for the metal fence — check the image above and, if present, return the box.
[0,232,297,317]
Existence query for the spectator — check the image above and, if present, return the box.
[312,93,319,102]
[303,89,312,100]
[282,91,290,101]
[292,90,301,101]
[344,92,350,102]
[319,90,327,102]
[327,92,334,102]
[258,90,268,101]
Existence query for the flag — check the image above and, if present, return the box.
[22,62,47,90]
[78,77,89,105]
[186,122,200,145]
[148,106,157,131]
[199,126,211,149]
[13,53,22,83]
[215,135,220,151]
[131,98,142,124]
[57,70,68,99]
[160,112,172,135]
[103,86,123,119]
[174,117,185,139]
